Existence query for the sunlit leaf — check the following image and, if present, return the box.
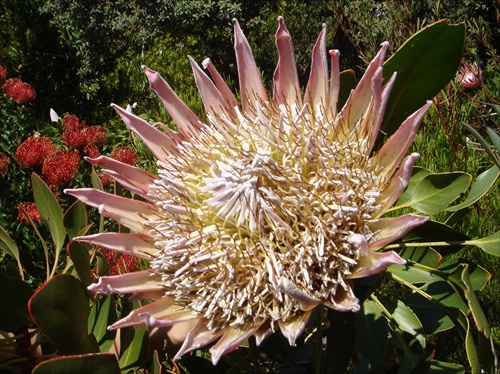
[447,165,499,211]
[31,173,66,253]
[0,226,23,277]
[380,21,465,141]
[395,167,432,206]
[467,231,500,257]
[407,172,472,214]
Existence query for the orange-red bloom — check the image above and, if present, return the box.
[2,78,36,104]
[110,146,139,166]
[15,136,55,168]
[62,114,106,152]
[0,152,8,174]
[17,202,41,224]
[42,149,80,189]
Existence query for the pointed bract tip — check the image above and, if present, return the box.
[202,58,211,69]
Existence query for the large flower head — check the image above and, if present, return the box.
[66,17,430,364]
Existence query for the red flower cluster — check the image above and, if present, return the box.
[15,136,55,168]
[41,149,80,189]
[2,78,36,104]
[62,114,106,157]
[16,202,41,225]
[0,65,6,82]
[101,247,139,276]
[0,152,8,174]
[110,146,139,166]
[90,247,139,281]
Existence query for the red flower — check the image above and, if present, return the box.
[62,114,107,150]
[97,172,112,188]
[0,152,8,174]
[2,78,36,104]
[41,149,80,189]
[17,202,41,224]
[458,62,482,89]
[83,143,101,158]
[110,146,139,166]
[15,136,55,168]
[0,65,6,83]
[100,247,139,276]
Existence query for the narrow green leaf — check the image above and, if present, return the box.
[380,21,465,140]
[0,226,23,276]
[118,300,149,370]
[88,295,117,351]
[0,274,33,332]
[463,122,500,168]
[429,359,465,373]
[67,241,93,288]
[407,172,471,214]
[486,127,500,152]
[64,200,89,239]
[447,165,499,211]
[28,274,98,355]
[32,353,120,374]
[31,173,66,253]
[467,231,500,257]
[460,266,496,372]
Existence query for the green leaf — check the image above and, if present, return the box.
[389,263,437,284]
[399,246,442,267]
[467,231,500,257]
[64,200,89,239]
[447,165,500,211]
[118,300,149,370]
[463,122,500,168]
[486,126,500,152]
[338,69,356,110]
[395,167,432,206]
[32,353,120,374]
[67,241,93,288]
[0,274,33,331]
[28,274,99,355]
[355,299,388,368]
[88,295,117,351]
[380,21,465,140]
[406,172,471,214]
[401,220,470,256]
[0,226,23,276]
[31,173,66,253]
[429,359,465,373]
[405,292,454,334]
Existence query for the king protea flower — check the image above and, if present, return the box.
[65,17,430,364]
